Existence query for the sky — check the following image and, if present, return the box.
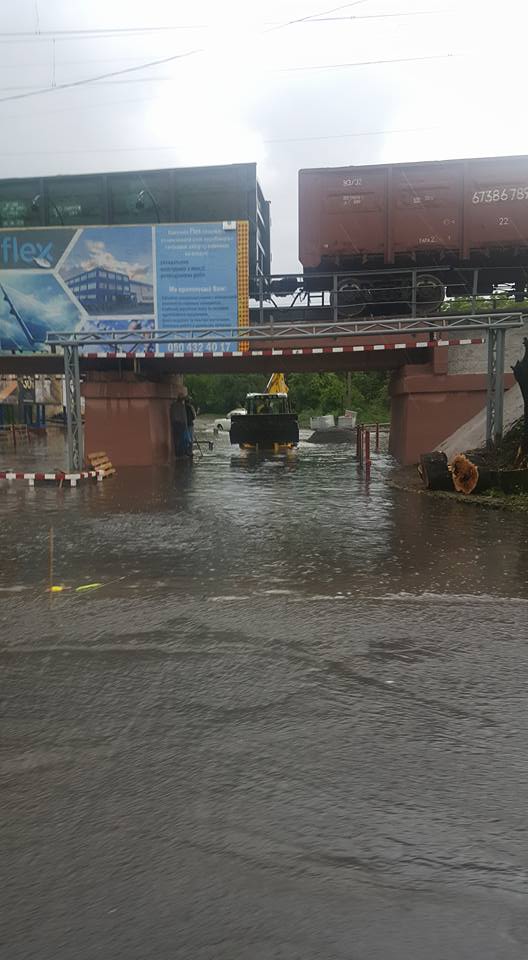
[0,0,527,270]
[60,227,153,282]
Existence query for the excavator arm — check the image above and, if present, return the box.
[265,373,288,395]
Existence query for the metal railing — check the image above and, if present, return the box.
[46,311,525,350]
[252,265,528,323]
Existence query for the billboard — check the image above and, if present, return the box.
[0,222,248,354]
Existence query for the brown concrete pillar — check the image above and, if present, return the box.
[389,363,515,465]
[82,372,184,467]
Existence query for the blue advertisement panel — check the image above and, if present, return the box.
[0,222,241,354]
[155,222,238,352]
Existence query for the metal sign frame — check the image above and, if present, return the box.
[486,329,506,448]
[47,311,524,349]
[63,344,83,471]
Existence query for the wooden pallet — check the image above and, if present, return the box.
[87,451,116,478]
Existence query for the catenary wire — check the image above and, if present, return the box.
[0,125,442,156]
[0,50,458,104]
[0,6,445,42]
[0,48,203,104]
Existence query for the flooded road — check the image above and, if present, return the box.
[2,428,528,959]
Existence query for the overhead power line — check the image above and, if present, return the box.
[0,49,458,104]
[0,8,445,43]
[0,48,202,104]
[0,25,208,40]
[308,11,446,21]
[265,124,441,143]
[0,125,442,156]
[264,0,370,33]
[276,52,457,72]
[0,3,373,41]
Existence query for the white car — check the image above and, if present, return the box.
[213,408,246,431]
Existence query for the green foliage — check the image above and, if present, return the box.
[186,371,390,422]
[185,374,267,413]
[442,296,528,315]
[288,372,389,423]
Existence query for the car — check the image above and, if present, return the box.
[213,408,246,432]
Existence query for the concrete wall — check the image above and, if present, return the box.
[389,364,494,465]
[387,325,527,465]
[448,320,528,376]
[389,336,516,464]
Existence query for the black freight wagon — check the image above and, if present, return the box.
[0,162,270,289]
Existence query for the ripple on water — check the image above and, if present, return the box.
[2,434,528,951]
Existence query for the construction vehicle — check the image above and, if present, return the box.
[229,373,299,448]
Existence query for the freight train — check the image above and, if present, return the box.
[296,154,528,316]
[1,155,526,320]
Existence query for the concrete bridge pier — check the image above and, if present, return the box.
[390,366,490,465]
[389,331,522,465]
[82,372,184,467]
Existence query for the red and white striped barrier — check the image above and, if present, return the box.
[0,470,101,487]
[82,336,484,361]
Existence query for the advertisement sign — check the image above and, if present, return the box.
[156,222,238,352]
[0,222,246,354]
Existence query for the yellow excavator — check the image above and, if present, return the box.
[229,373,299,448]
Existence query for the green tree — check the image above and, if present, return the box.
[288,372,389,423]
[185,371,390,422]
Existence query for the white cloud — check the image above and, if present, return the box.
[78,239,150,281]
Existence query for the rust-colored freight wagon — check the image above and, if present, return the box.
[299,155,528,312]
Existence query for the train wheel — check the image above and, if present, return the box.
[336,279,368,318]
[415,274,445,315]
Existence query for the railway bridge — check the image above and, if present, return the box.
[1,308,523,468]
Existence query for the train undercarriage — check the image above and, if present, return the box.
[270,263,528,319]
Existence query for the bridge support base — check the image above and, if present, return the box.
[389,363,514,466]
[82,373,184,467]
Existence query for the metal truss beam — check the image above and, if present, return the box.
[63,344,84,471]
[47,312,525,350]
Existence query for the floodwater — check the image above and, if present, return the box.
[1,426,528,959]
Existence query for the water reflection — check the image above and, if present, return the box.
[1,430,528,602]
[2,430,528,960]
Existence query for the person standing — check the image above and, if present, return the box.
[170,394,188,458]
[184,396,197,456]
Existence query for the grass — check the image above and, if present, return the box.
[392,418,528,514]
[477,488,528,512]
[468,419,527,470]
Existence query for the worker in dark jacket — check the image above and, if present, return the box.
[184,397,197,455]
[170,395,188,458]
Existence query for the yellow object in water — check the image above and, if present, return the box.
[49,585,65,593]
[75,583,103,592]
